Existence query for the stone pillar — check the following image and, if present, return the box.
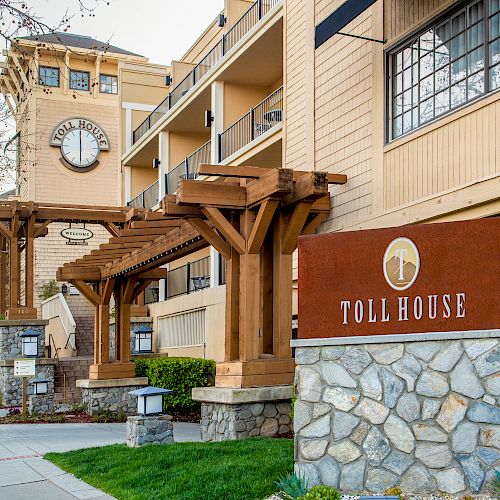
[292,335,499,496]
[193,385,292,441]
[28,393,55,414]
[0,320,50,407]
[127,414,174,447]
[77,377,148,415]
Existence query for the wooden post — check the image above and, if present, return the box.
[24,216,35,309]
[0,236,6,315]
[22,376,27,414]
[272,212,293,359]
[224,249,240,362]
[261,230,274,354]
[238,209,260,362]
[93,296,101,365]
[9,234,19,309]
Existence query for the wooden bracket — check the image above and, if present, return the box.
[70,280,101,306]
[282,202,314,254]
[187,217,231,259]
[247,199,278,253]
[202,207,246,254]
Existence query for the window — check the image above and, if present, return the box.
[38,66,59,87]
[99,74,118,94]
[388,0,500,140]
[70,70,90,91]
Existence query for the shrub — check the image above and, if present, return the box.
[275,472,308,499]
[299,485,341,500]
[39,280,59,300]
[134,357,215,413]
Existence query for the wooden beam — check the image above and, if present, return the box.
[34,219,51,238]
[0,221,12,240]
[103,222,121,237]
[108,234,160,244]
[119,227,179,237]
[302,213,329,235]
[199,164,271,179]
[282,202,314,254]
[202,207,245,254]
[130,220,182,229]
[10,52,29,87]
[187,218,231,260]
[57,266,101,281]
[100,242,145,250]
[70,280,101,306]
[35,208,127,223]
[246,168,294,208]
[131,280,152,301]
[281,172,329,207]
[137,268,168,280]
[247,200,278,253]
[177,180,246,208]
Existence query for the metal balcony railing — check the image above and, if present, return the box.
[166,140,211,194]
[127,179,159,209]
[218,85,282,161]
[132,0,283,145]
[166,257,211,299]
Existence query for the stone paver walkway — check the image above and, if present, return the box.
[0,421,201,499]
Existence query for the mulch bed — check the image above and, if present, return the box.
[168,411,201,423]
[0,410,94,424]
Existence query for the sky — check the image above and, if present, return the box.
[34,0,225,65]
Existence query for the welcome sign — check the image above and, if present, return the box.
[298,219,499,339]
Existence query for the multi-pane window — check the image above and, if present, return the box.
[39,66,59,87]
[389,0,500,140]
[70,70,90,91]
[99,74,118,94]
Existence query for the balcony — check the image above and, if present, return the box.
[218,86,282,162]
[127,179,159,209]
[166,139,211,194]
[132,0,282,145]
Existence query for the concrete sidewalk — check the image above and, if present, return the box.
[0,421,202,499]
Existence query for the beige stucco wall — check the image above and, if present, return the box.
[148,285,226,362]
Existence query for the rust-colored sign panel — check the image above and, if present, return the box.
[298,219,500,339]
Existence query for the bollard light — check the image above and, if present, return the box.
[21,329,40,357]
[134,325,153,353]
[30,378,51,395]
[128,386,173,416]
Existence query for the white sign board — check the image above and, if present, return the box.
[14,359,36,377]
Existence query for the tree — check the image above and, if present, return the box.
[0,0,106,193]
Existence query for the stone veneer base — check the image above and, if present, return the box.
[293,334,499,496]
[77,377,148,416]
[193,386,293,441]
[127,414,174,447]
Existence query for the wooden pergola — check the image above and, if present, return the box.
[57,165,347,387]
[0,200,148,319]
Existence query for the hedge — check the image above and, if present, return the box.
[134,357,216,413]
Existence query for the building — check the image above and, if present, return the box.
[0,32,168,355]
[118,0,499,364]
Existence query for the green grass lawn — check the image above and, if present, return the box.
[46,438,293,500]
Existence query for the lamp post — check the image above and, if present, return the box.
[128,386,173,416]
[134,325,153,353]
[20,329,40,357]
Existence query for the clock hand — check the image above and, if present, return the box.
[79,130,82,164]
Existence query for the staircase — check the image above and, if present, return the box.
[54,356,93,403]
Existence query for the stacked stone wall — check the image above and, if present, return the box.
[201,401,291,441]
[127,415,174,447]
[294,337,499,495]
[81,384,146,416]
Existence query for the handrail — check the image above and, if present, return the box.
[166,140,211,195]
[41,293,76,350]
[218,85,283,161]
[127,179,159,208]
[132,0,283,144]
[48,333,67,402]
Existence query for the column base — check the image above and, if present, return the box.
[215,358,295,388]
[6,308,37,320]
[193,385,292,441]
[88,362,136,380]
[77,377,148,415]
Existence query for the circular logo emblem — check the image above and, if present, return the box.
[383,237,420,291]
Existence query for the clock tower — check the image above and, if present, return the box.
[0,33,161,356]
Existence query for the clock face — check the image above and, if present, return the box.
[61,129,100,168]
